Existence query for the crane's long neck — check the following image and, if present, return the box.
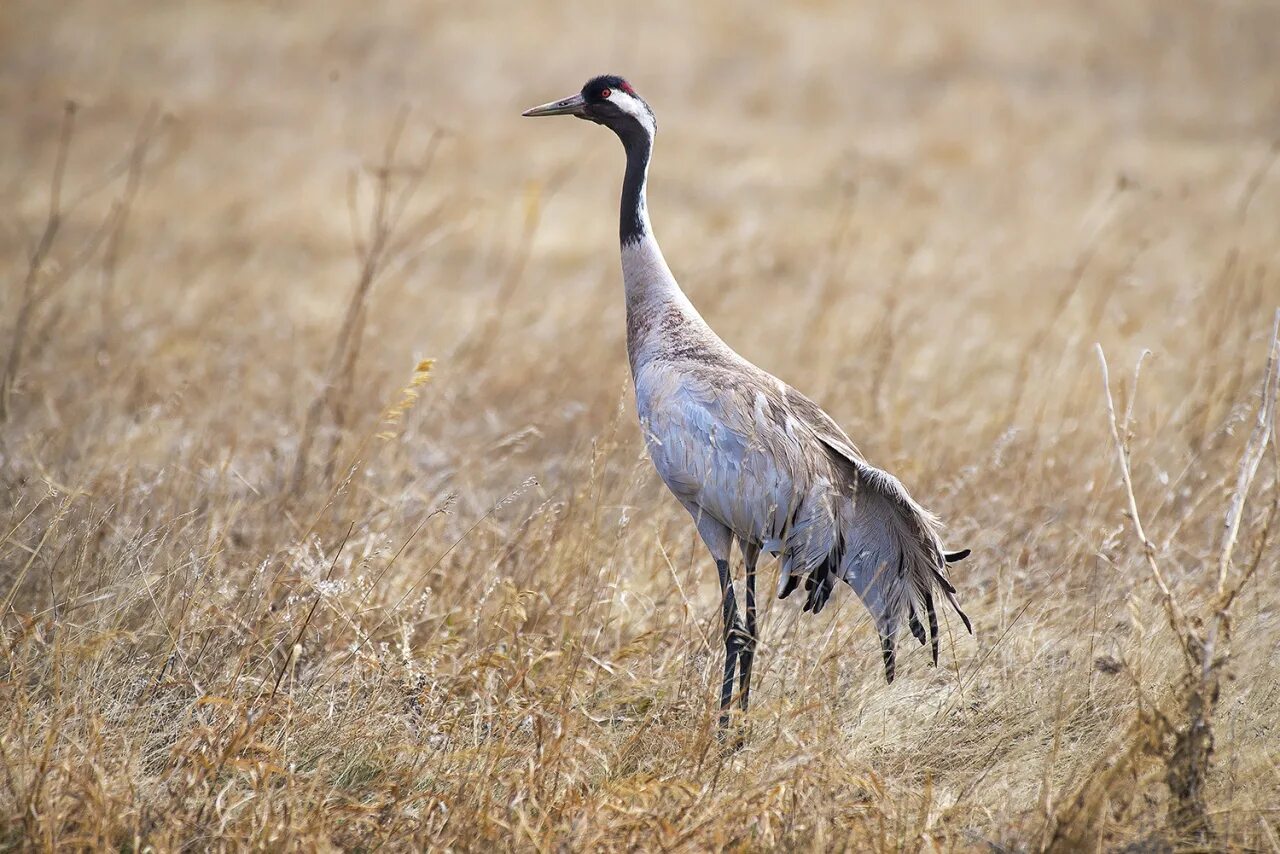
[619,132,653,247]
[618,131,713,373]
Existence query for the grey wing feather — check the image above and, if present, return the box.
[811,424,973,640]
[781,384,973,652]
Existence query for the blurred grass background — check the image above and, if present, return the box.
[2,0,1279,849]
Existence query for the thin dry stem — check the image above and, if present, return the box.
[1095,344,1195,654]
[2,103,75,422]
[290,115,442,495]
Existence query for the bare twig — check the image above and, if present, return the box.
[1,103,76,421]
[1214,309,1280,599]
[1095,344,1195,656]
[1087,311,1280,844]
[2,104,166,420]
[1167,309,1280,839]
[290,114,443,494]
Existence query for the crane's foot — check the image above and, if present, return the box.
[718,621,750,721]
[717,620,754,746]
[715,715,750,754]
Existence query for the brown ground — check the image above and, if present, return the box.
[2,0,1279,850]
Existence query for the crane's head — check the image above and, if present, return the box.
[522,75,656,145]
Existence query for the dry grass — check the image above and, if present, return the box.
[3,1,1280,850]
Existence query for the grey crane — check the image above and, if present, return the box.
[524,76,972,727]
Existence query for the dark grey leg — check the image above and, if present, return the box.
[687,511,738,730]
[716,558,741,728]
[924,589,939,665]
[737,545,758,713]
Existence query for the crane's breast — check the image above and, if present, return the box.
[634,366,805,540]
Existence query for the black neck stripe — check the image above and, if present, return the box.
[619,129,651,245]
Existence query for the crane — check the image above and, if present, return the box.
[524,76,973,728]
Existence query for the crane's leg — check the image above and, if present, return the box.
[686,509,741,729]
[715,556,740,728]
[737,541,760,713]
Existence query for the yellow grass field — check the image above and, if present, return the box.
[3,1,1279,849]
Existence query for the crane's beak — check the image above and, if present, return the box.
[522,93,587,117]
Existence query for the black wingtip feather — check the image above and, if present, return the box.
[779,573,800,599]
[924,590,939,665]
[944,548,970,563]
[908,608,927,646]
[881,634,896,683]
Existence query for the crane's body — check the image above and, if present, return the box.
[525,76,971,726]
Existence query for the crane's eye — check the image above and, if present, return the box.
[599,88,612,99]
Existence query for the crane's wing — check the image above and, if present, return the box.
[776,381,973,675]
